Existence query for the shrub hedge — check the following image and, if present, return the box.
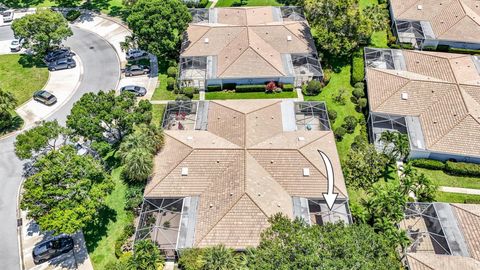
[207,85,222,92]
[282,84,294,92]
[223,83,236,90]
[445,161,480,177]
[115,224,135,258]
[235,84,266,92]
[410,159,445,170]
[352,50,365,84]
[65,10,81,22]
[166,77,176,90]
[167,66,177,78]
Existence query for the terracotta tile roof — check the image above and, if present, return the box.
[181,7,317,79]
[406,253,480,270]
[366,49,480,157]
[390,0,480,43]
[145,100,347,249]
[452,204,480,261]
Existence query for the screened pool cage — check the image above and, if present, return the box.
[280,6,305,21]
[292,54,323,85]
[370,113,408,152]
[308,199,352,225]
[134,198,184,259]
[401,203,453,255]
[295,102,330,131]
[179,56,207,89]
[162,101,198,131]
[190,8,209,24]
[394,20,425,46]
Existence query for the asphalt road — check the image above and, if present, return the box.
[0,26,120,270]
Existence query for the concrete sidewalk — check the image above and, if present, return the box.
[439,186,480,195]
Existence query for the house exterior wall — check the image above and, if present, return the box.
[421,39,480,50]
[206,77,295,87]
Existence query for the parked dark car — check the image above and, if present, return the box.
[33,90,57,105]
[48,57,76,71]
[120,85,147,97]
[125,65,150,77]
[32,234,74,265]
[44,48,75,63]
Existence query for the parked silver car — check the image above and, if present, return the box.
[120,85,147,97]
[125,65,150,77]
[126,49,147,60]
[48,57,76,71]
[33,90,57,105]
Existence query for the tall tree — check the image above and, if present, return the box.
[379,131,410,162]
[15,120,72,160]
[126,0,191,59]
[202,245,242,270]
[244,214,400,269]
[400,164,437,202]
[304,0,372,56]
[122,147,153,182]
[66,91,152,144]
[0,88,18,132]
[11,9,73,56]
[128,240,164,270]
[20,145,113,234]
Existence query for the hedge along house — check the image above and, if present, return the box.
[388,0,480,50]
[179,7,323,90]
[135,100,351,258]
[365,48,480,163]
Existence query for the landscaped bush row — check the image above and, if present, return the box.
[411,158,480,177]
[65,10,81,22]
[410,159,445,170]
[351,49,365,84]
[206,83,295,92]
[115,224,136,258]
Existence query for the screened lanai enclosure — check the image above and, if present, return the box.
[400,203,470,257]
[364,48,406,70]
[179,56,207,89]
[294,101,330,131]
[162,101,198,130]
[291,54,324,86]
[293,197,352,225]
[280,6,305,21]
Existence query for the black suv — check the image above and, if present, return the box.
[32,234,74,264]
[44,48,75,63]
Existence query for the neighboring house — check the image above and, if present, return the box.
[401,203,480,270]
[388,0,480,50]
[135,100,350,258]
[365,47,480,163]
[179,7,323,89]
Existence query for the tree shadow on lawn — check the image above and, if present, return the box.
[83,205,117,252]
[321,53,351,73]
[2,0,45,8]
[18,54,46,68]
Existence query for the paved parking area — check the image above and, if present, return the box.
[21,212,93,270]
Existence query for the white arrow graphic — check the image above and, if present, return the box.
[318,150,338,211]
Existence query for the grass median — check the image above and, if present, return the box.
[0,54,49,106]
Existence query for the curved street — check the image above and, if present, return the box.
[0,26,120,270]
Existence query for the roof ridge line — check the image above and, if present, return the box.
[282,23,309,47]
[181,26,212,55]
[247,29,286,76]
[195,194,247,246]
[397,0,423,18]
[406,254,435,270]
[369,69,411,111]
[434,0,469,37]
[298,131,332,150]
[216,29,251,77]
[246,100,282,115]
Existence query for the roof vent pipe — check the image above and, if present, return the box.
[417,5,423,10]
[287,35,292,41]
[401,92,409,100]
[204,38,209,44]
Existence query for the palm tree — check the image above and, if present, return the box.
[129,240,164,270]
[202,245,241,270]
[123,147,153,182]
[0,89,17,113]
[379,131,410,162]
[118,132,154,161]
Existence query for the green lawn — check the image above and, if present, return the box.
[85,167,133,270]
[436,192,480,204]
[152,104,166,126]
[215,0,281,7]
[414,167,480,190]
[205,90,296,100]
[152,75,176,100]
[304,63,363,160]
[0,54,49,106]
[359,0,389,48]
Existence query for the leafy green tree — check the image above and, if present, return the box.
[244,214,400,269]
[304,80,322,96]
[128,240,164,270]
[15,120,72,160]
[127,0,191,59]
[20,145,113,234]
[305,0,372,56]
[363,4,390,32]
[11,9,73,56]
[379,130,410,162]
[342,141,389,189]
[67,91,152,144]
[202,245,242,270]
[342,115,358,133]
